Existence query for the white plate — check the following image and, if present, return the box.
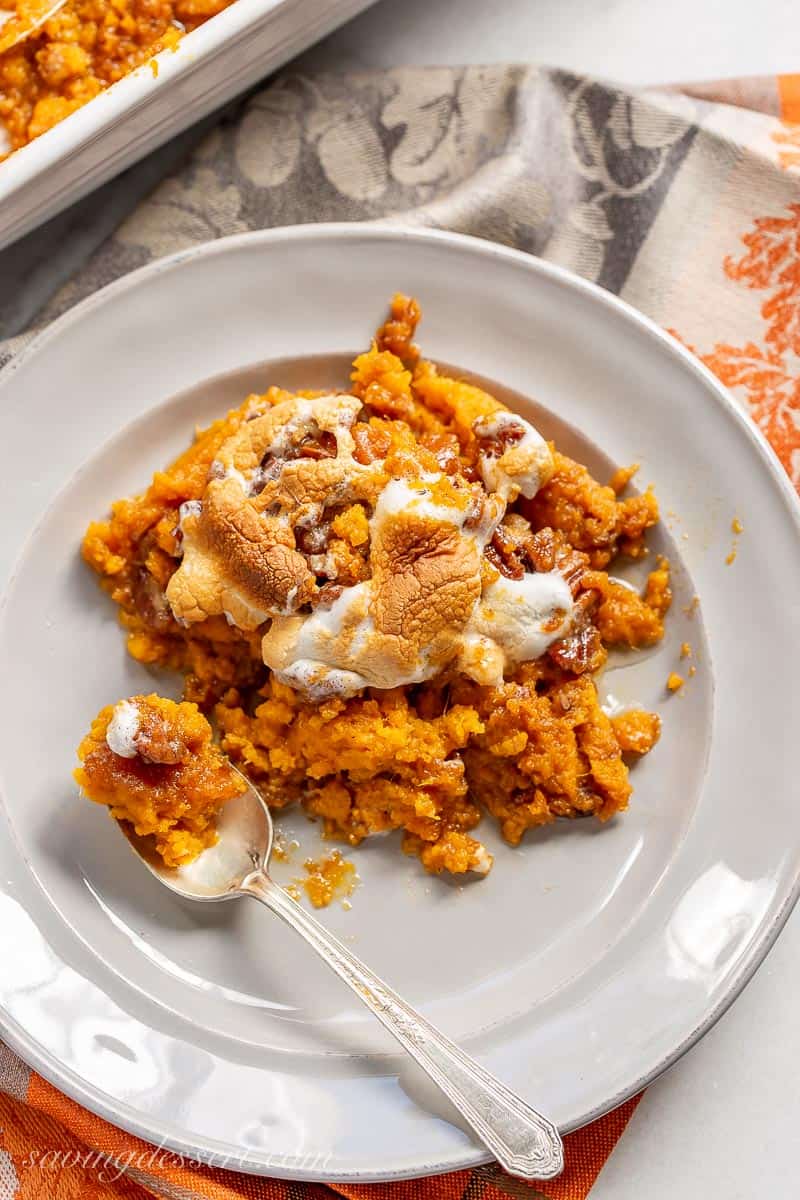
[0,225,799,1181]
[0,0,376,250]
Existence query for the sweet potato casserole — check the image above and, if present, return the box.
[0,0,235,158]
[76,296,668,881]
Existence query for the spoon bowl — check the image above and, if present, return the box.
[121,770,273,901]
[117,765,564,1181]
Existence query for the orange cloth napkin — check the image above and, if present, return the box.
[1,65,799,1200]
[0,1079,640,1199]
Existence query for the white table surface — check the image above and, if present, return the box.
[311,3,798,1197]
[305,0,799,85]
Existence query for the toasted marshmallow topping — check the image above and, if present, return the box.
[106,699,141,758]
[177,499,202,530]
[456,572,574,687]
[262,475,486,695]
[470,844,494,876]
[167,394,380,630]
[474,409,552,500]
[166,389,570,697]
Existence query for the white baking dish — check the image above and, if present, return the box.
[0,0,375,250]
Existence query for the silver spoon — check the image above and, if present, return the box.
[119,767,564,1180]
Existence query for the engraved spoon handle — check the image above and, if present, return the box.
[241,870,563,1180]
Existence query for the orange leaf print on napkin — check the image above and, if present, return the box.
[772,127,800,170]
[771,77,800,173]
[676,204,800,487]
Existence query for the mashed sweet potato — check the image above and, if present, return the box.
[80,295,668,882]
[75,694,246,866]
[0,0,236,158]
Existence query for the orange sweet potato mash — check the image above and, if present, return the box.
[79,296,668,883]
[0,0,235,158]
[75,694,246,866]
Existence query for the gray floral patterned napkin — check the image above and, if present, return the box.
[1,62,800,1198]
[4,65,799,479]
[1,63,800,466]
[2,63,800,463]
[0,66,796,364]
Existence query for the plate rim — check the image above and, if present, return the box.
[1,222,800,1181]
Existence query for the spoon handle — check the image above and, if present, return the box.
[241,870,563,1181]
